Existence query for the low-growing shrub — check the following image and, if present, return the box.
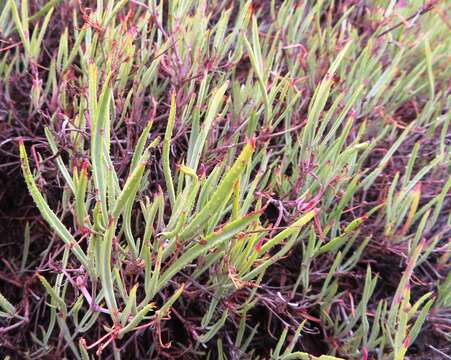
[0,0,449,359]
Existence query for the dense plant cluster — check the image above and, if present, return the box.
[0,0,449,359]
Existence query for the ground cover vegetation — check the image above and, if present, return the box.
[0,0,449,359]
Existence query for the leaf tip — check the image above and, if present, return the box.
[81,159,90,172]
